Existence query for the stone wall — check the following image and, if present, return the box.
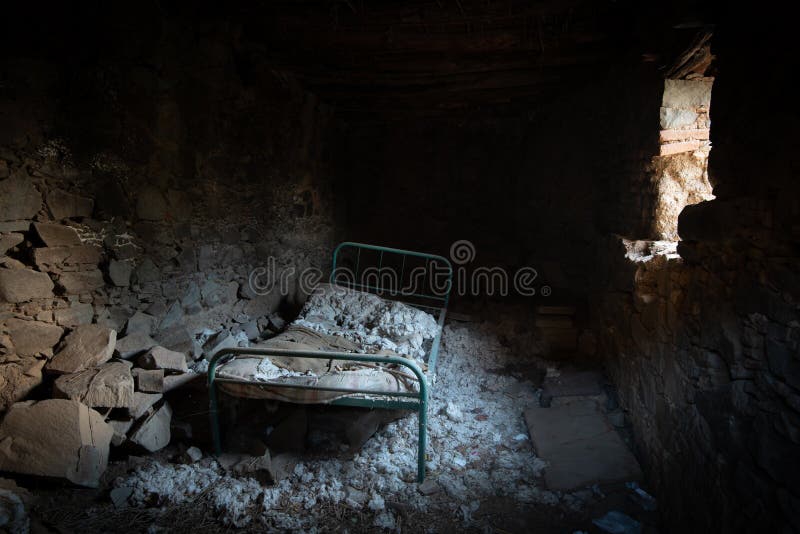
[594,17,800,532]
[0,7,337,413]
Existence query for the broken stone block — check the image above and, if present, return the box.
[202,330,238,360]
[108,259,133,287]
[129,402,172,452]
[418,478,440,496]
[163,372,200,392]
[0,399,113,487]
[134,368,164,393]
[182,446,203,463]
[32,222,81,247]
[108,419,134,447]
[0,358,46,412]
[32,245,102,271]
[0,233,23,255]
[53,302,94,327]
[56,269,105,294]
[47,324,117,375]
[125,311,156,335]
[201,279,238,308]
[155,325,193,354]
[4,318,64,356]
[0,176,41,221]
[269,453,299,483]
[243,320,260,341]
[46,189,94,220]
[53,361,134,408]
[138,346,188,373]
[0,268,54,303]
[129,392,163,419]
[115,332,157,359]
[109,486,133,509]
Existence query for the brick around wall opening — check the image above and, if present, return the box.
[659,140,703,156]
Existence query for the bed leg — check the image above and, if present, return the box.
[417,401,427,483]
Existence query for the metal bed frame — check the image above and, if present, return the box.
[208,242,453,482]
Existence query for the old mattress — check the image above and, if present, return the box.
[215,284,440,403]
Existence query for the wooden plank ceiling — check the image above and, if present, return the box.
[240,0,630,118]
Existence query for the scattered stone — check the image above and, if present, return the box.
[0,399,113,487]
[183,446,203,464]
[46,189,94,220]
[0,176,41,221]
[219,451,273,483]
[345,486,368,507]
[32,222,81,247]
[108,259,133,287]
[108,419,134,447]
[125,311,156,335]
[163,372,199,392]
[268,313,286,332]
[109,486,133,509]
[0,358,46,412]
[139,346,189,373]
[181,281,201,309]
[201,279,238,308]
[129,392,163,419]
[4,318,64,356]
[129,402,172,452]
[56,269,105,294]
[202,330,238,360]
[53,361,134,408]
[0,233,23,255]
[32,245,102,270]
[135,368,164,393]
[115,332,157,359]
[0,268,54,302]
[418,478,440,496]
[53,302,94,327]
[47,324,117,375]
[243,320,260,341]
[159,300,184,330]
[0,477,31,533]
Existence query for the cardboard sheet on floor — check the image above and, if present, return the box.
[524,399,642,491]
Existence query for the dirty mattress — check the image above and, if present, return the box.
[215,284,440,403]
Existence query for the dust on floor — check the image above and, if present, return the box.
[31,316,656,533]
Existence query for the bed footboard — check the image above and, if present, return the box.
[208,347,430,482]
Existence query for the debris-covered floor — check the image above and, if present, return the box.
[21,311,658,533]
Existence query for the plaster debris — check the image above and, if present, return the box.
[117,320,577,530]
[294,284,440,359]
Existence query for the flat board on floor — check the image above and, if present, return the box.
[524,399,642,491]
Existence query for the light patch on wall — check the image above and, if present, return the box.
[652,77,715,241]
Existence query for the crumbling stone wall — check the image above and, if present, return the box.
[594,20,800,532]
[0,8,337,412]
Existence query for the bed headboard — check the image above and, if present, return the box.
[329,242,452,310]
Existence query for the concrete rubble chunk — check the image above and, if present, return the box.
[57,269,105,294]
[115,332,157,359]
[0,176,41,221]
[108,419,134,447]
[0,358,46,412]
[109,486,133,509]
[163,372,199,392]
[4,318,64,356]
[0,268,54,303]
[129,402,172,452]
[159,300,184,330]
[125,311,156,335]
[138,346,188,373]
[32,245,102,270]
[53,361,134,408]
[53,302,94,327]
[108,259,133,287]
[0,399,113,487]
[0,233,24,255]
[155,325,194,354]
[183,446,203,463]
[46,189,94,220]
[32,222,81,247]
[129,392,163,419]
[134,368,164,393]
[47,324,117,375]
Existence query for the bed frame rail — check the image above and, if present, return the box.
[208,347,430,481]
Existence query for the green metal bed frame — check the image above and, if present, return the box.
[208,242,453,482]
